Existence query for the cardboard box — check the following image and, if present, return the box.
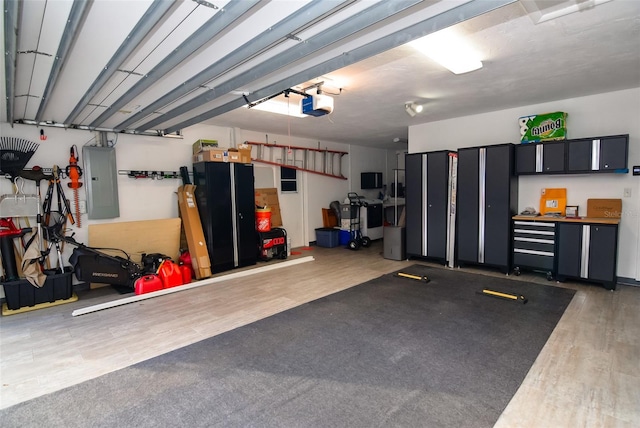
[192,139,218,154]
[193,149,227,163]
[228,147,252,164]
[177,185,212,279]
[587,199,622,218]
[193,147,252,163]
[255,188,282,227]
[519,111,567,143]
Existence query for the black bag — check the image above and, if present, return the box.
[69,246,141,288]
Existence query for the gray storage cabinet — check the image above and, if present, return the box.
[456,144,518,273]
[512,219,556,280]
[566,135,628,173]
[556,222,618,289]
[405,150,454,263]
[515,140,565,175]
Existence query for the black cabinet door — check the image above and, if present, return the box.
[426,151,448,259]
[541,141,565,173]
[600,136,628,171]
[194,162,235,273]
[515,143,536,174]
[405,153,424,256]
[456,148,479,263]
[567,135,628,173]
[567,139,592,172]
[234,163,257,268]
[588,225,617,282]
[556,223,582,278]
[484,145,512,267]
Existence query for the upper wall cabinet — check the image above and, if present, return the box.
[515,140,565,175]
[514,134,628,176]
[566,135,629,173]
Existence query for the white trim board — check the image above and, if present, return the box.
[71,256,315,317]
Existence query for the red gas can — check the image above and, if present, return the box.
[179,263,192,284]
[157,259,183,288]
[134,274,164,295]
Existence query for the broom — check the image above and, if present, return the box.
[0,137,40,178]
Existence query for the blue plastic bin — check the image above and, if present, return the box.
[315,228,340,248]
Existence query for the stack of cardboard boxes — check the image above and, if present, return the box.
[192,139,252,164]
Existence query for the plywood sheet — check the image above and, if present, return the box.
[88,218,182,263]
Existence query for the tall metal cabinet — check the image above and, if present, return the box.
[193,161,256,273]
[456,144,517,273]
[406,150,457,264]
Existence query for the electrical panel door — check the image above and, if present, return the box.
[83,146,120,219]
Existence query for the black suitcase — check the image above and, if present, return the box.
[257,228,287,261]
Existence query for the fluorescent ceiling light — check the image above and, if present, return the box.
[520,0,614,24]
[409,30,483,74]
[249,100,307,118]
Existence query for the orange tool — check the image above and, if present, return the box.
[66,145,83,228]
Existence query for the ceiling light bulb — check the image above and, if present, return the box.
[405,104,416,117]
[414,104,423,113]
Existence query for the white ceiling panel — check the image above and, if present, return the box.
[4,0,638,149]
[97,85,212,130]
[118,0,223,74]
[38,0,155,123]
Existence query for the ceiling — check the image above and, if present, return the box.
[2,0,639,150]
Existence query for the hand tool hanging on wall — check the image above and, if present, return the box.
[0,137,39,178]
[65,145,83,228]
[42,166,75,272]
[18,167,51,255]
[43,166,75,227]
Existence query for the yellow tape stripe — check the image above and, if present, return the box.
[482,289,518,300]
[398,272,423,280]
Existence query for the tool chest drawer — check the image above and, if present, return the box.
[512,220,556,278]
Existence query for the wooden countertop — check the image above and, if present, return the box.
[512,215,620,225]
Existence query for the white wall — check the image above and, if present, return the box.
[408,88,640,280]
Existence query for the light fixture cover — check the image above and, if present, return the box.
[409,29,483,75]
[250,100,307,118]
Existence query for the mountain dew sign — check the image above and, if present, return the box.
[519,111,567,143]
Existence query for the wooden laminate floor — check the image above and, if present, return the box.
[1,241,639,427]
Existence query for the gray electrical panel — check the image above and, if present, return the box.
[83,146,120,219]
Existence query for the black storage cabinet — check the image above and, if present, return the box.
[456,144,518,273]
[566,134,628,173]
[515,140,565,175]
[193,161,256,273]
[556,222,618,289]
[405,150,454,262]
